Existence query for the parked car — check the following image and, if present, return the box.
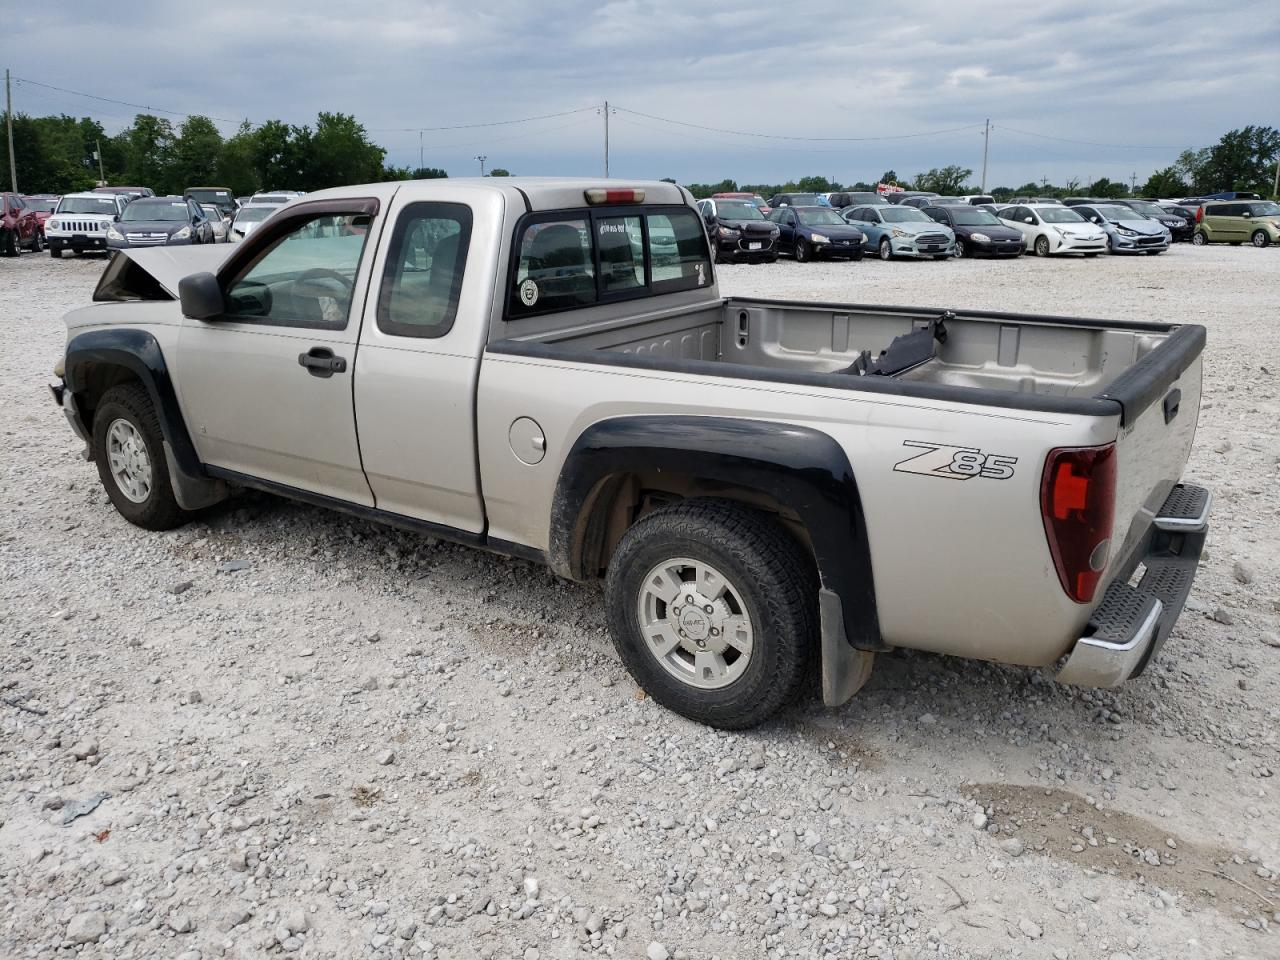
[955,194,996,206]
[884,191,938,205]
[250,191,303,206]
[93,186,155,202]
[1201,191,1262,201]
[827,191,889,209]
[1159,204,1199,240]
[842,204,955,260]
[21,195,59,238]
[1009,196,1063,205]
[922,204,1025,257]
[997,203,1107,257]
[1191,200,1280,247]
[51,177,1209,730]
[107,196,214,250]
[766,192,824,208]
[696,198,780,263]
[1071,203,1170,254]
[1106,199,1193,242]
[0,191,44,255]
[711,191,770,214]
[767,205,865,261]
[184,186,237,217]
[902,195,963,208]
[200,204,233,242]
[45,192,127,257]
[227,203,278,243]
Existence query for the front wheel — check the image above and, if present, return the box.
[794,238,810,263]
[1034,235,1051,257]
[954,240,966,258]
[605,499,818,729]
[91,383,189,531]
[0,229,18,257]
[1191,231,1208,246]
[878,237,893,261]
[765,255,778,263]
[31,231,44,253]
[1252,230,1271,248]
[1084,253,1099,258]
[50,247,63,259]
[849,249,864,261]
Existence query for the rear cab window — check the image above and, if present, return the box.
[507,205,710,319]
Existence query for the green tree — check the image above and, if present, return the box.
[250,119,310,191]
[1199,125,1280,194]
[1175,148,1210,193]
[878,170,902,187]
[216,122,260,196]
[113,114,176,190]
[488,168,511,177]
[912,165,973,193]
[795,175,839,193]
[410,167,448,179]
[166,116,224,194]
[1142,166,1187,198]
[1088,177,1128,199]
[301,112,385,191]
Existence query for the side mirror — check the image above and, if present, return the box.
[1242,212,1252,218]
[113,214,120,222]
[178,272,224,321]
[1024,217,1033,224]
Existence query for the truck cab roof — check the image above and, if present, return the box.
[297,177,691,214]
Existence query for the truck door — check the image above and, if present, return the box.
[175,202,377,505]
[351,196,486,532]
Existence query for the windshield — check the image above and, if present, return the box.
[234,207,273,223]
[253,195,289,204]
[121,200,190,222]
[716,201,765,221]
[57,196,120,215]
[948,208,1001,226]
[1039,207,1086,224]
[780,194,820,205]
[798,208,845,226]
[1248,202,1280,216]
[201,205,224,219]
[1091,206,1135,221]
[1123,201,1165,218]
[880,207,933,223]
[188,189,231,205]
[23,197,57,213]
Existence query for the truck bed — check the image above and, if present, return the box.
[489,296,1203,423]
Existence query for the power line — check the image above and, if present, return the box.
[996,124,1194,151]
[367,106,596,133]
[11,75,247,126]
[613,106,986,143]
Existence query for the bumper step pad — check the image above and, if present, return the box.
[1154,484,1210,532]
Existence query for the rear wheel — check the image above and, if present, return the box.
[91,384,189,531]
[1252,230,1270,248]
[31,231,44,253]
[794,238,810,262]
[605,499,818,729]
[1034,235,1051,257]
[1191,231,1208,246]
[878,237,893,261]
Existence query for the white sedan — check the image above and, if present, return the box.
[997,203,1107,257]
[200,205,232,242]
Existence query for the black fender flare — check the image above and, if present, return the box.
[63,328,223,508]
[550,416,885,664]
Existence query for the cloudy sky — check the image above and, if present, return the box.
[7,0,1278,187]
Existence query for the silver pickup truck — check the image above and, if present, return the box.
[51,178,1210,728]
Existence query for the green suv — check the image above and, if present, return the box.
[1192,200,1280,247]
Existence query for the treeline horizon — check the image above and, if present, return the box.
[2,111,1275,202]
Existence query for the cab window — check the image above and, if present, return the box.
[513,218,595,314]
[377,202,472,338]
[647,210,710,292]
[224,212,372,329]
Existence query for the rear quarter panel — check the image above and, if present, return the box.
[477,355,1121,666]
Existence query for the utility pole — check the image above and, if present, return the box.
[1041,176,1048,190]
[95,139,105,185]
[603,100,610,178]
[1130,171,1137,194]
[1273,157,1279,198]
[475,155,487,177]
[419,131,423,172]
[980,119,990,194]
[5,69,16,193]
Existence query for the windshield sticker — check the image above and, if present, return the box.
[519,279,539,307]
[695,263,706,285]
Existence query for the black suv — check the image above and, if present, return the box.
[766,192,825,208]
[696,198,781,263]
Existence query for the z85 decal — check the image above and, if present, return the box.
[893,441,1017,481]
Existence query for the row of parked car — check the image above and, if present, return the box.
[0,185,305,259]
[695,190,1280,263]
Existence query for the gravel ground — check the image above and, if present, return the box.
[2,244,1278,960]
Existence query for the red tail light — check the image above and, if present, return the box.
[1040,444,1117,603]
[1195,206,1203,223]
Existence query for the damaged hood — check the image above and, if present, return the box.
[107,245,235,297]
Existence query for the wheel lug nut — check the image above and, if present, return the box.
[685,594,694,604]
[703,604,713,614]
[710,627,720,636]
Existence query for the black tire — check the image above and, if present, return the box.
[954,240,966,258]
[31,231,44,253]
[0,229,17,257]
[91,383,189,531]
[878,237,893,261]
[794,238,810,263]
[1191,231,1207,246]
[1084,253,1099,258]
[1229,241,1242,246]
[849,249,863,261]
[605,499,817,729]
[1251,230,1270,248]
[765,255,778,263]
[50,247,63,259]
